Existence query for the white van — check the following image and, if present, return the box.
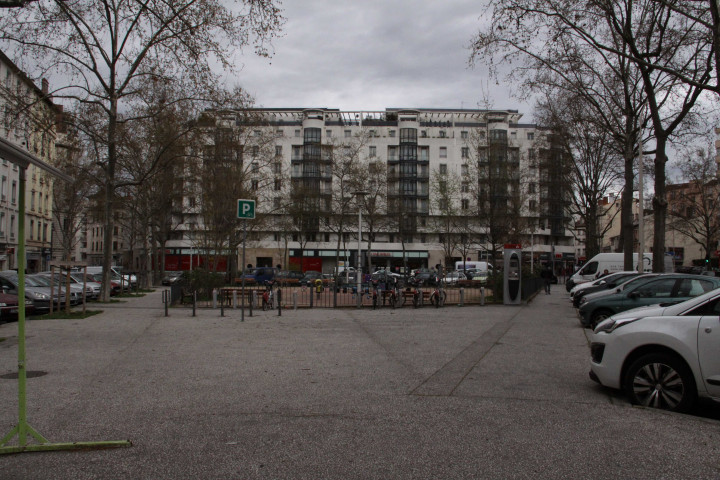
[455,261,493,272]
[567,253,673,290]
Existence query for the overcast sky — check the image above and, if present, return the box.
[229,0,535,119]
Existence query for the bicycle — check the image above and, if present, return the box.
[387,287,403,309]
[261,280,275,311]
[429,284,447,308]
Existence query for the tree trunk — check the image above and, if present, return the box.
[101,96,118,302]
[652,135,668,272]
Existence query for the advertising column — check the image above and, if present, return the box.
[503,243,522,305]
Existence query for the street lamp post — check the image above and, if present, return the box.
[353,191,367,308]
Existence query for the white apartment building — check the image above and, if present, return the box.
[166,107,576,274]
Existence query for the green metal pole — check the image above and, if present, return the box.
[1,167,130,455]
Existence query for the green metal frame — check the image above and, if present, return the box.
[0,162,131,454]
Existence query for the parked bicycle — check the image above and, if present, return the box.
[262,280,275,311]
[429,282,447,308]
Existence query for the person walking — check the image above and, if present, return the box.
[540,263,553,294]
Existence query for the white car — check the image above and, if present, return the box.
[443,271,466,284]
[589,288,720,412]
[569,271,635,298]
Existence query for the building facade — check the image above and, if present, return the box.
[0,50,59,272]
[165,107,575,274]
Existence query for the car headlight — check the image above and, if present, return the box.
[32,293,50,300]
[594,317,640,334]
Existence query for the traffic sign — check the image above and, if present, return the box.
[237,199,256,219]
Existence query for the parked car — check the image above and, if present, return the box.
[412,268,438,286]
[30,274,82,305]
[578,274,720,328]
[239,267,278,285]
[299,270,323,286]
[570,271,635,298]
[87,273,121,296]
[0,291,32,322]
[0,271,57,312]
[274,270,305,284]
[161,271,187,286]
[571,272,641,307]
[67,273,102,299]
[443,271,466,284]
[590,287,720,412]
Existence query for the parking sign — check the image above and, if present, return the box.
[237,199,256,219]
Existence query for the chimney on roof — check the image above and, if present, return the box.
[42,78,49,96]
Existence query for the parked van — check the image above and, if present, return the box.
[566,253,672,291]
[455,261,493,273]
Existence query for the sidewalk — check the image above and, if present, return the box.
[0,289,718,479]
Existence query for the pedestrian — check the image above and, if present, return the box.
[596,269,610,279]
[540,263,553,294]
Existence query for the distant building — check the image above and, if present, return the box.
[0,49,60,272]
[164,107,576,274]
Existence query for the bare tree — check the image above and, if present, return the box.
[0,0,283,299]
[429,167,461,267]
[534,93,624,259]
[53,126,93,261]
[667,142,720,263]
[471,0,715,272]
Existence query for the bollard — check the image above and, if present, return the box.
[249,291,254,317]
[480,287,485,306]
[459,287,464,307]
[277,288,282,316]
[220,291,225,317]
[309,290,314,308]
[212,289,217,309]
[293,291,298,310]
[233,290,237,309]
[192,291,196,317]
[163,290,169,317]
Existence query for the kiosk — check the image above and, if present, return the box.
[503,244,522,305]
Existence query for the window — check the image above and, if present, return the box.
[389,130,396,137]
[251,179,259,191]
[461,147,469,159]
[511,131,517,139]
[461,164,469,176]
[528,183,536,194]
[461,199,469,210]
[9,215,14,239]
[30,220,34,240]
[275,145,282,156]
[439,147,447,158]
[0,176,5,201]
[439,164,448,174]
[418,147,429,161]
[326,130,332,138]
[388,146,398,161]
[420,130,427,138]
[294,129,301,137]
[461,182,469,193]
[0,212,4,236]
[273,162,282,174]
[529,200,537,211]
[461,131,468,139]
[275,129,283,137]
[344,130,351,138]
[273,198,281,209]
[369,146,376,158]
[252,161,259,172]
[439,130,446,138]
[30,191,35,211]
[38,192,42,213]
[274,179,282,191]
[527,132,535,140]
[254,130,261,137]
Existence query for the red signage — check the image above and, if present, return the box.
[504,244,522,250]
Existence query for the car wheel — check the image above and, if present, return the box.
[623,352,697,412]
[590,309,613,328]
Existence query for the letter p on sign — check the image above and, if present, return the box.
[237,199,256,219]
